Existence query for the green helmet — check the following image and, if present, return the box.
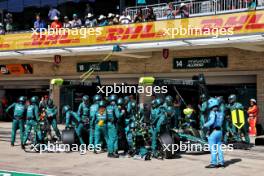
[151,99,156,108]
[117,98,124,105]
[228,94,236,104]
[30,96,38,104]
[200,94,207,101]
[155,98,164,107]
[82,95,89,102]
[131,101,137,108]
[167,106,174,114]
[99,100,106,107]
[18,96,26,102]
[105,96,109,103]
[109,94,118,102]
[47,99,54,107]
[217,96,224,104]
[62,105,71,114]
[165,95,173,105]
[93,94,102,102]
[124,96,130,102]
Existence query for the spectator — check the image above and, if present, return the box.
[84,3,93,15]
[247,0,257,10]
[50,16,62,29]
[113,14,120,25]
[84,13,97,27]
[165,2,175,19]
[4,13,13,32]
[259,0,264,6]
[63,16,71,28]
[0,23,5,34]
[134,9,144,23]
[70,14,82,28]
[137,0,146,5]
[145,7,156,22]
[48,6,61,21]
[175,3,189,18]
[108,13,115,25]
[98,15,108,27]
[34,14,46,32]
[119,10,131,24]
[247,99,259,136]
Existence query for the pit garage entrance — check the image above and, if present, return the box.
[0,80,49,121]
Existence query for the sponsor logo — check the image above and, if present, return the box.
[24,33,80,46]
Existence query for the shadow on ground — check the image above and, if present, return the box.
[225,158,242,167]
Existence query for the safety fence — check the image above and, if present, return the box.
[126,0,264,20]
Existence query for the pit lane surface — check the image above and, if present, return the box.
[1,122,264,176]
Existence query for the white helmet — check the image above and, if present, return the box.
[250,99,257,104]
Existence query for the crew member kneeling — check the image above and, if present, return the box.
[203,98,225,168]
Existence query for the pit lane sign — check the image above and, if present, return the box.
[77,61,118,72]
[231,109,245,129]
[173,56,227,69]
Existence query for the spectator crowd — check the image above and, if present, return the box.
[31,6,158,32]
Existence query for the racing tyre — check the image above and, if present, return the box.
[171,131,181,154]
[62,129,76,145]
[158,132,175,159]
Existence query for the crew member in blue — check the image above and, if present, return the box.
[203,98,225,168]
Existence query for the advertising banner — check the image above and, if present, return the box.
[0,10,263,51]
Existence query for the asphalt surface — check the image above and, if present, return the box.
[1,122,264,176]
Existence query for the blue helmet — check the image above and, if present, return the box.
[208,98,219,109]
[93,94,102,102]
[109,94,118,102]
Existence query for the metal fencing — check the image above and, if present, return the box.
[126,0,263,21]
